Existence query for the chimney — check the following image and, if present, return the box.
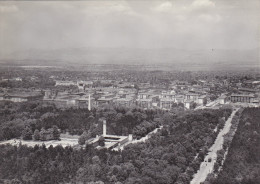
[103,120,106,136]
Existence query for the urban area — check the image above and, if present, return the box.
[0,65,259,184]
[0,0,260,183]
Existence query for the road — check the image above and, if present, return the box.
[195,99,220,110]
[190,108,239,184]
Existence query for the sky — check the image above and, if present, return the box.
[0,0,259,62]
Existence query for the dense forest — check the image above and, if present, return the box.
[0,106,232,184]
[0,101,92,140]
[209,107,260,184]
[0,101,165,141]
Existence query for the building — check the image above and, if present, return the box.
[238,88,258,94]
[14,77,22,81]
[95,93,116,106]
[55,80,77,86]
[230,94,255,103]
[136,92,154,108]
[219,95,228,104]
[43,90,94,109]
[136,98,152,108]
[137,92,151,99]
[160,90,176,99]
[87,120,133,150]
[185,93,200,101]
[160,98,175,109]
[77,81,93,92]
[44,90,57,99]
[184,100,194,109]
[197,95,207,105]
[223,79,229,86]
[0,92,43,103]
[114,98,134,107]
[77,95,95,109]
[96,97,114,106]
[174,95,185,104]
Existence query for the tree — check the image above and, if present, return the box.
[186,167,195,177]
[78,131,91,145]
[22,126,33,140]
[213,162,220,173]
[161,128,169,136]
[178,103,184,108]
[92,156,101,165]
[98,136,105,147]
[52,125,60,140]
[39,128,47,141]
[176,173,190,184]
[33,129,40,141]
[191,102,197,109]
[78,135,86,145]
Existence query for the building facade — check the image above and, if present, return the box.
[230,94,255,103]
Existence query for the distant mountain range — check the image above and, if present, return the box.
[0,48,259,71]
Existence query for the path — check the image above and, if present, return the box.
[190,108,239,184]
[0,134,79,148]
[113,125,163,151]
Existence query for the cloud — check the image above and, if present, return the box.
[153,0,215,14]
[0,0,258,56]
[191,0,215,9]
[0,5,18,13]
[108,3,139,16]
[152,1,174,12]
[111,4,129,12]
[151,0,217,19]
[198,14,221,22]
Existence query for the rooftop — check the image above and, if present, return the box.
[186,93,200,96]
[97,98,114,101]
[219,95,227,99]
[198,95,207,99]
[160,98,175,102]
[115,98,133,102]
[136,98,152,102]
[184,99,194,103]
[231,94,255,97]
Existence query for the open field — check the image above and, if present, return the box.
[0,134,79,148]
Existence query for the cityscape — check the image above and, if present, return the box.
[0,0,259,184]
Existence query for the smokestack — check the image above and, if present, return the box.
[103,120,106,136]
[88,94,91,111]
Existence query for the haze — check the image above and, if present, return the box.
[0,0,259,66]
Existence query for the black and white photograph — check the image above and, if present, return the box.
[0,0,259,183]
